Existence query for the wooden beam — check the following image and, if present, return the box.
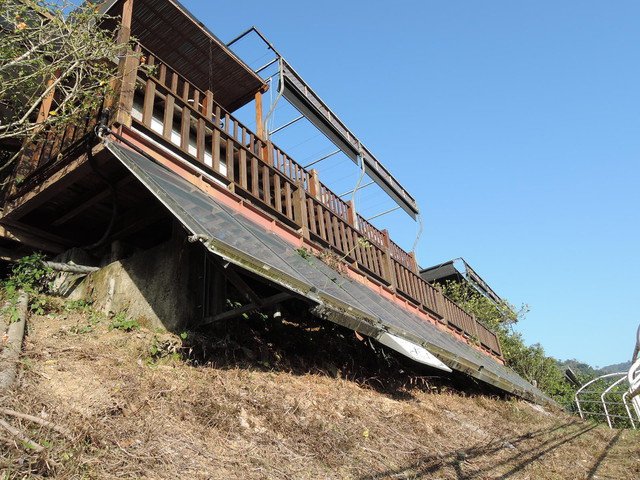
[0,221,71,254]
[51,175,135,227]
[109,205,168,241]
[2,143,106,220]
[218,262,262,306]
[201,292,291,325]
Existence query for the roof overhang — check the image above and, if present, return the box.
[96,0,266,111]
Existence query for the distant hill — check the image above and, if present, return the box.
[557,358,633,381]
[598,361,632,374]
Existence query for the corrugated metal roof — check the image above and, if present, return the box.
[105,139,555,407]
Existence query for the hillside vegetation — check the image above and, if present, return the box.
[1,298,639,479]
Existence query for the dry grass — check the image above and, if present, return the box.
[1,301,639,479]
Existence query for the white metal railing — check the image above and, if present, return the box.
[575,323,640,429]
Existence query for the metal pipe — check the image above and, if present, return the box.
[350,152,366,228]
[303,149,340,169]
[622,391,637,429]
[575,372,626,421]
[226,26,283,58]
[601,375,627,429]
[255,57,278,74]
[268,115,304,135]
[339,180,374,198]
[264,57,285,139]
[366,206,401,222]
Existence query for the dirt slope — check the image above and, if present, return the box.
[1,303,639,479]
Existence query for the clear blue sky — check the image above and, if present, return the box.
[182,0,640,368]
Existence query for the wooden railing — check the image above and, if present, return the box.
[125,43,503,359]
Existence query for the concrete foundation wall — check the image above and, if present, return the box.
[70,233,201,331]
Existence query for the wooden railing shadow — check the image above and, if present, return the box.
[586,430,622,480]
[360,421,596,480]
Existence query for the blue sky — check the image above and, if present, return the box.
[183,1,640,367]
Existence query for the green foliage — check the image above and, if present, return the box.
[296,247,311,259]
[4,253,52,295]
[2,253,53,320]
[64,298,93,313]
[0,0,131,166]
[441,280,575,406]
[108,312,140,332]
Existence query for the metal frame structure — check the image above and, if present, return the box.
[227,26,420,220]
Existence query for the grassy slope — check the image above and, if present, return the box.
[1,303,639,479]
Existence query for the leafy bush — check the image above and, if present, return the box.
[4,253,52,296]
[440,280,575,406]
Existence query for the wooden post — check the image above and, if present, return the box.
[308,169,321,199]
[381,229,397,290]
[409,250,419,274]
[255,91,264,139]
[112,0,139,127]
[293,183,309,239]
[255,91,272,164]
[35,70,60,124]
[346,200,357,227]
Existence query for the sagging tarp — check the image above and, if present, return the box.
[105,139,554,406]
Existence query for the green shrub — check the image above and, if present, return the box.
[108,312,140,332]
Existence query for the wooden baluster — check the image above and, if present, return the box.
[381,230,397,289]
[262,165,271,206]
[284,181,293,219]
[158,64,167,86]
[212,106,221,173]
[307,198,317,235]
[317,204,327,241]
[352,231,363,264]
[324,211,335,248]
[180,105,190,152]
[331,216,342,252]
[182,81,190,103]
[238,149,247,189]
[192,90,200,113]
[170,72,178,94]
[250,156,259,197]
[226,138,235,182]
[274,175,282,214]
[162,93,174,141]
[338,222,349,258]
[196,117,205,163]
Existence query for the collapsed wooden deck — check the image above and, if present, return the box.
[0,0,558,402]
